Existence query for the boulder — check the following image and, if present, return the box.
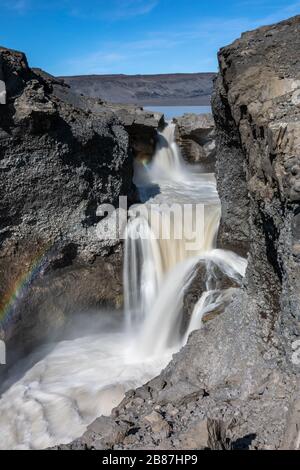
[79,416,129,450]
[176,419,209,449]
[174,113,216,171]
[143,411,170,438]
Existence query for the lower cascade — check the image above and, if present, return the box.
[0,122,247,450]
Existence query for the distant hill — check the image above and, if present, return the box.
[59,73,215,106]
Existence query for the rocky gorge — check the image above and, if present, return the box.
[59,15,300,450]
[0,14,300,452]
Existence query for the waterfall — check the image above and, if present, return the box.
[0,119,247,450]
[123,216,164,328]
[133,122,186,189]
[148,122,186,180]
[123,123,246,357]
[135,256,201,356]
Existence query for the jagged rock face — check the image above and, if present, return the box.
[52,78,164,164]
[63,16,300,451]
[0,47,135,364]
[174,113,216,171]
[212,15,300,346]
[103,103,164,164]
[210,16,300,447]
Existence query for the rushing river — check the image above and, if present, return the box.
[0,121,246,449]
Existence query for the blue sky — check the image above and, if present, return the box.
[0,0,299,76]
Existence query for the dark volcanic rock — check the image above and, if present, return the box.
[102,103,164,164]
[0,47,134,366]
[174,113,216,171]
[64,15,300,451]
[59,73,215,106]
[51,79,165,164]
[212,14,300,341]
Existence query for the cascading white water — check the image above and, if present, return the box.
[0,120,247,450]
[124,216,164,327]
[148,122,186,180]
[133,122,187,191]
[124,122,225,356]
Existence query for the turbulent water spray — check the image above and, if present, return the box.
[0,120,247,450]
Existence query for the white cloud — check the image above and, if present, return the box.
[256,1,300,24]
[60,0,160,20]
[0,0,31,13]
[108,0,159,19]
[0,0,159,19]
[65,36,182,74]
[67,51,126,75]
[63,1,300,75]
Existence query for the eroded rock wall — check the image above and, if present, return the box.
[212,14,300,347]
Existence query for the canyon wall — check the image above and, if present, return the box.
[0,48,162,368]
[212,14,300,344]
[63,15,300,450]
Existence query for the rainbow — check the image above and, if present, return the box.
[0,245,53,331]
[141,157,151,168]
[135,156,151,169]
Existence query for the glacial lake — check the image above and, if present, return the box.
[144,106,212,120]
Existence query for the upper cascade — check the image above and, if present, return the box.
[124,120,245,358]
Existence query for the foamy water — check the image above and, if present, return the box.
[0,330,172,449]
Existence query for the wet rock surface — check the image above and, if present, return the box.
[174,113,216,171]
[182,260,240,329]
[62,15,300,450]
